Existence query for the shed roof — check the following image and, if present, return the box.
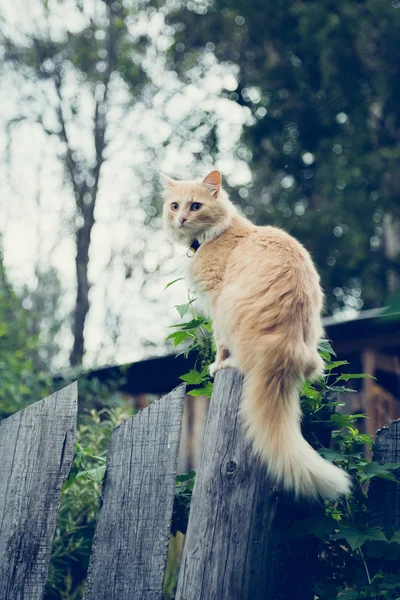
[83,309,400,395]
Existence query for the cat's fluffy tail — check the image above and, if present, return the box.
[240,364,351,500]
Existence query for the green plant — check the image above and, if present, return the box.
[165,280,214,398]
[0,249,51,420]
[167,281,400,600]
[45,406,134,600]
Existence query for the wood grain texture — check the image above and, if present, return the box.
[0,382,77,600]
[176,368,320,600]
[83,384,185,600]
[370,418,400,531]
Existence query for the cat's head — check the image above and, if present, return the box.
[160,170,236,245]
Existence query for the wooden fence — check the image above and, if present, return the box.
[0,370,399,600]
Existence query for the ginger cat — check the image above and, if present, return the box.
[161,169,350,500]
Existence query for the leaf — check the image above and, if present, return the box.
[359,461,400,482]
[325,360,350,371]
[389,530,400,544]
[179,369,204,385]
[163,277,183,290]
[318,339,336,357]
[286,515,336,541]
[318,448,346,463]
[176,470,196,483]
[301,384,321,400]
[170,317,207,331]
[336,591,360,600]
[331,526,387,551]
[329,386,357,394]
[166,331,195,346]
[179,318,207,330]
[187,381,213,398]
[335,373,375,382]
[202,320,212,332]
[175,301,195,318]
[329,413,365,428]
[76,465,106,483]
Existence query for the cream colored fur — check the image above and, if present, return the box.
[161,170,351,500]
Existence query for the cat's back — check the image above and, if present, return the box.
[231,223,317,276]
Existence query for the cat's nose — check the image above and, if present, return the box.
[179,217,187,224]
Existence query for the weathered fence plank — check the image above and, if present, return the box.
[370,418,400,530]
[176,368,319,600]
[83,384,185,600]
[0,383,77,600]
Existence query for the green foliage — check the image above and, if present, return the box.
[166,282,214,398]
[0,250,51,420]
[167,286,400,600]
[167,0,400,314]
[172,470,196,537]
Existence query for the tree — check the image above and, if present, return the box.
[0,0,154,365]
[166,0,400,313]
[0,243,51,419]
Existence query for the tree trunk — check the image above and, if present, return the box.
[70,202,95,366]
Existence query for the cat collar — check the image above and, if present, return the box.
[187,239,201,257]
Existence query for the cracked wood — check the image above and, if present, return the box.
[176,368,319,600]
[83,384,185,600]
[0,382,77,600]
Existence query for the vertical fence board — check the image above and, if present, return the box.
[83,384,185,600]
[176,368,319,600]
[0,383,77,600]
[369,419,400,531]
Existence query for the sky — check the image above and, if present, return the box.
[0,0,252,370]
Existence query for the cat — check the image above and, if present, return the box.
[161,169,350,500]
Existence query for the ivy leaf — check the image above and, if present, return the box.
[358,461,400,482]
[175,301,195,318]
[166,331,195,346]
[335,373,375,382]
[328,385,357,394]
[187,381,213,398]
[301,384,321,400]
[173,318,207,331]
[179,369,205,385]
[318,448,346,463]
[325,360,350,371]
[332,526,387,551]
[287,515,337,541]
[329,413,366,428]
[318,339,336,357]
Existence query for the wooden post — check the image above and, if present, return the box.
[83,384,185,600]
[369,419,400,531]
[0,383,77,600]
[176,369,320,600]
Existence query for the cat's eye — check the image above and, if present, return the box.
[170,202,179,211]
[190,202,202,211]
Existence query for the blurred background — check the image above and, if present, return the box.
[1,0,400,597]
[1,0,399,377]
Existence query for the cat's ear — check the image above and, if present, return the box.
[202,170,221,198]
[159,173,176,189]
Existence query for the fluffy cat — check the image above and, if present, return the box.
[161,169,350,500]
